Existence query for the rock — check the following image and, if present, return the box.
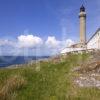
[75,74,100,89]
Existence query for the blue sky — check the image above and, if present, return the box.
[0,0,100,56]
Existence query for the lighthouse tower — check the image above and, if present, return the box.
[79,5,86,47]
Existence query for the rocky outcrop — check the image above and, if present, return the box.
[74,52,100,89]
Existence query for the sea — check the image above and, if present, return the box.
[0,56,49,68]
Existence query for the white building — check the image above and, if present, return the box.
[60,6,100,55]
[61,47,86,54]
[87,28,100,50]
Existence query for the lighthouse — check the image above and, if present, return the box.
[79,5,86,47]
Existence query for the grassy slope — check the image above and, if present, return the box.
[0,54,100,100]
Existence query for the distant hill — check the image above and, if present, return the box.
[0,56,49,67]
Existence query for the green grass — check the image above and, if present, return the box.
[0,53,100,100]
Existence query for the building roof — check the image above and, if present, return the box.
[87,28,100,43]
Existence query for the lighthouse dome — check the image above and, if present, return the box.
[80,5,85,12]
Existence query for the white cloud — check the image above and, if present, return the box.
[0,34,75,55]
[45,36,60,48]
[65,39,74,47]
[0,39,8,46]
[17,35,43,48]
[59,39,75,51]
[0,39,15,47]
[45,37,75,55]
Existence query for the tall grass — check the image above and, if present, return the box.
[0,53,99,100]
[0,75,26,100]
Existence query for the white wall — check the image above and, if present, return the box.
[87,30,100,50]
